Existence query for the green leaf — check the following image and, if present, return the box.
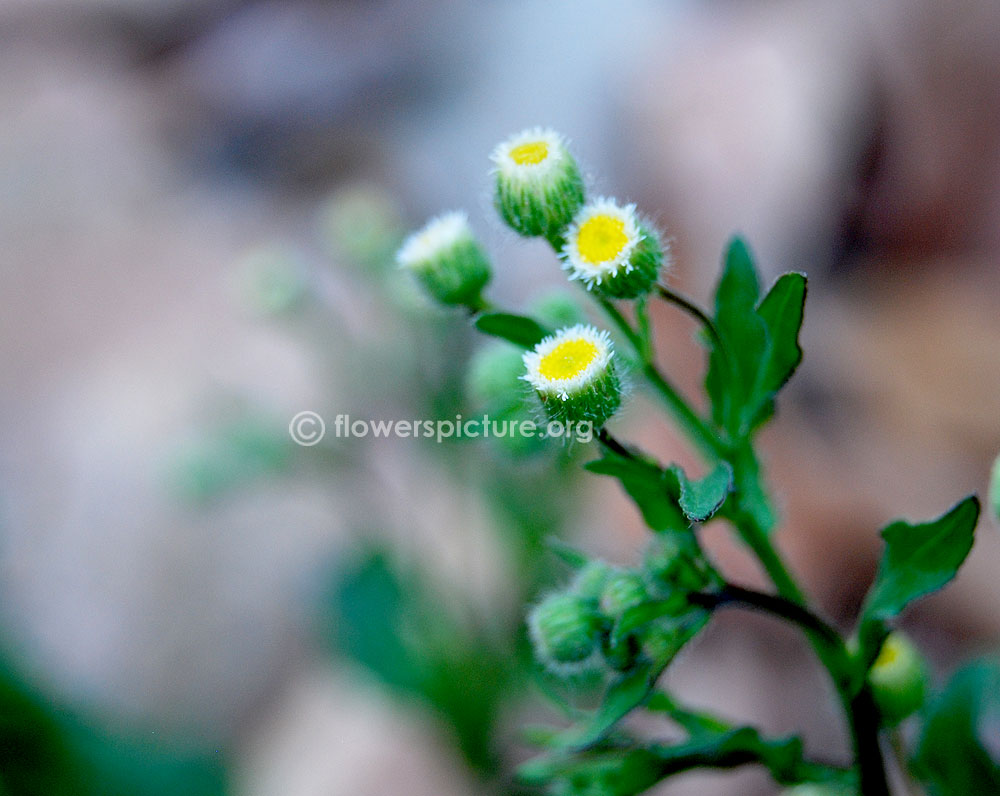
[473,312,552,348]
[584,453,686,532]
[912,660,1000,796]
[560,663,658,749]
[672,462,733,523]
[705,238,767,437]
[751,272,807,428]
[543,537,591,569]
[862,496,980,623]
[704,238,807,438]
[520,725,819,794]
[612,599,687,646]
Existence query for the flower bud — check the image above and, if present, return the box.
[467,342,528,411]
[868,632,929,726]
[571,560,613,601]
[599,570,648,621]
[990,453,1000,523]
[562,198,666,299]
[522,324,621,428]
[643,536,708,597]
[528,593,603,673]
[396,211,491,309]
[490,128,585,243]
[527,289,586,329]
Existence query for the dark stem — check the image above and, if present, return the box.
[654,284,723,350]
[596,428,634,459]
[692,585,891,796]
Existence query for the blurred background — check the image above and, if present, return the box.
[1,0,999,794]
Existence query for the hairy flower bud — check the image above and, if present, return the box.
[599,570,648,621]
[643,536,708,596]
[571,560,613,601]
[396,211,491,309]
[522,324,621,428]
[491,128,585,243]
[467,342,528,411]
[528,592,603,673]
[562,198,665,299]
[868,632,928,726]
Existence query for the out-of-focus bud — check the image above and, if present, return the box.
[599,570,648,621]
[868,632,929,726]
[528,592,604,674]
[467,342,527,411]
[237,245,309,316]
[490,127,585,244]
[522,324,621,428]
[643,536,709,596]
[571,560,613,601]
[527,289,587,329]
[562,198,666,299]
[396,211,491,310]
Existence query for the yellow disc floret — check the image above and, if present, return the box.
[509,140,550,166]
[576,215,629,264]
[523,324,621,427]
[538,338,599,381]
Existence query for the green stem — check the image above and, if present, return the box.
[594,296,722,460]
[641,362,722,460]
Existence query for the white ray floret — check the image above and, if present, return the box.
[396,211,473,270]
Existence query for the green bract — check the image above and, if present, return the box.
[491,127,585,243]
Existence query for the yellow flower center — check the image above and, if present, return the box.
[539,338,599,381]
[509,140,549,166]
[576,215,628,264]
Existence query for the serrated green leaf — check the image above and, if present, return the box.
[473,312,552,348]
[672,462,733,523]
[912,660,1000,796]
[861,496,980,623]
[584,454,686,532]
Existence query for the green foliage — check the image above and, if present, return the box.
[671,461,733,523]
[0,658,226,796]
[584,452,687,532]
[858,497,980,663]
[912,660,1000,795]
[399,129,992,796]
[321,548,512,772]
[474,312,552,348]
[704,238,807,440]
[520,722,822,795]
